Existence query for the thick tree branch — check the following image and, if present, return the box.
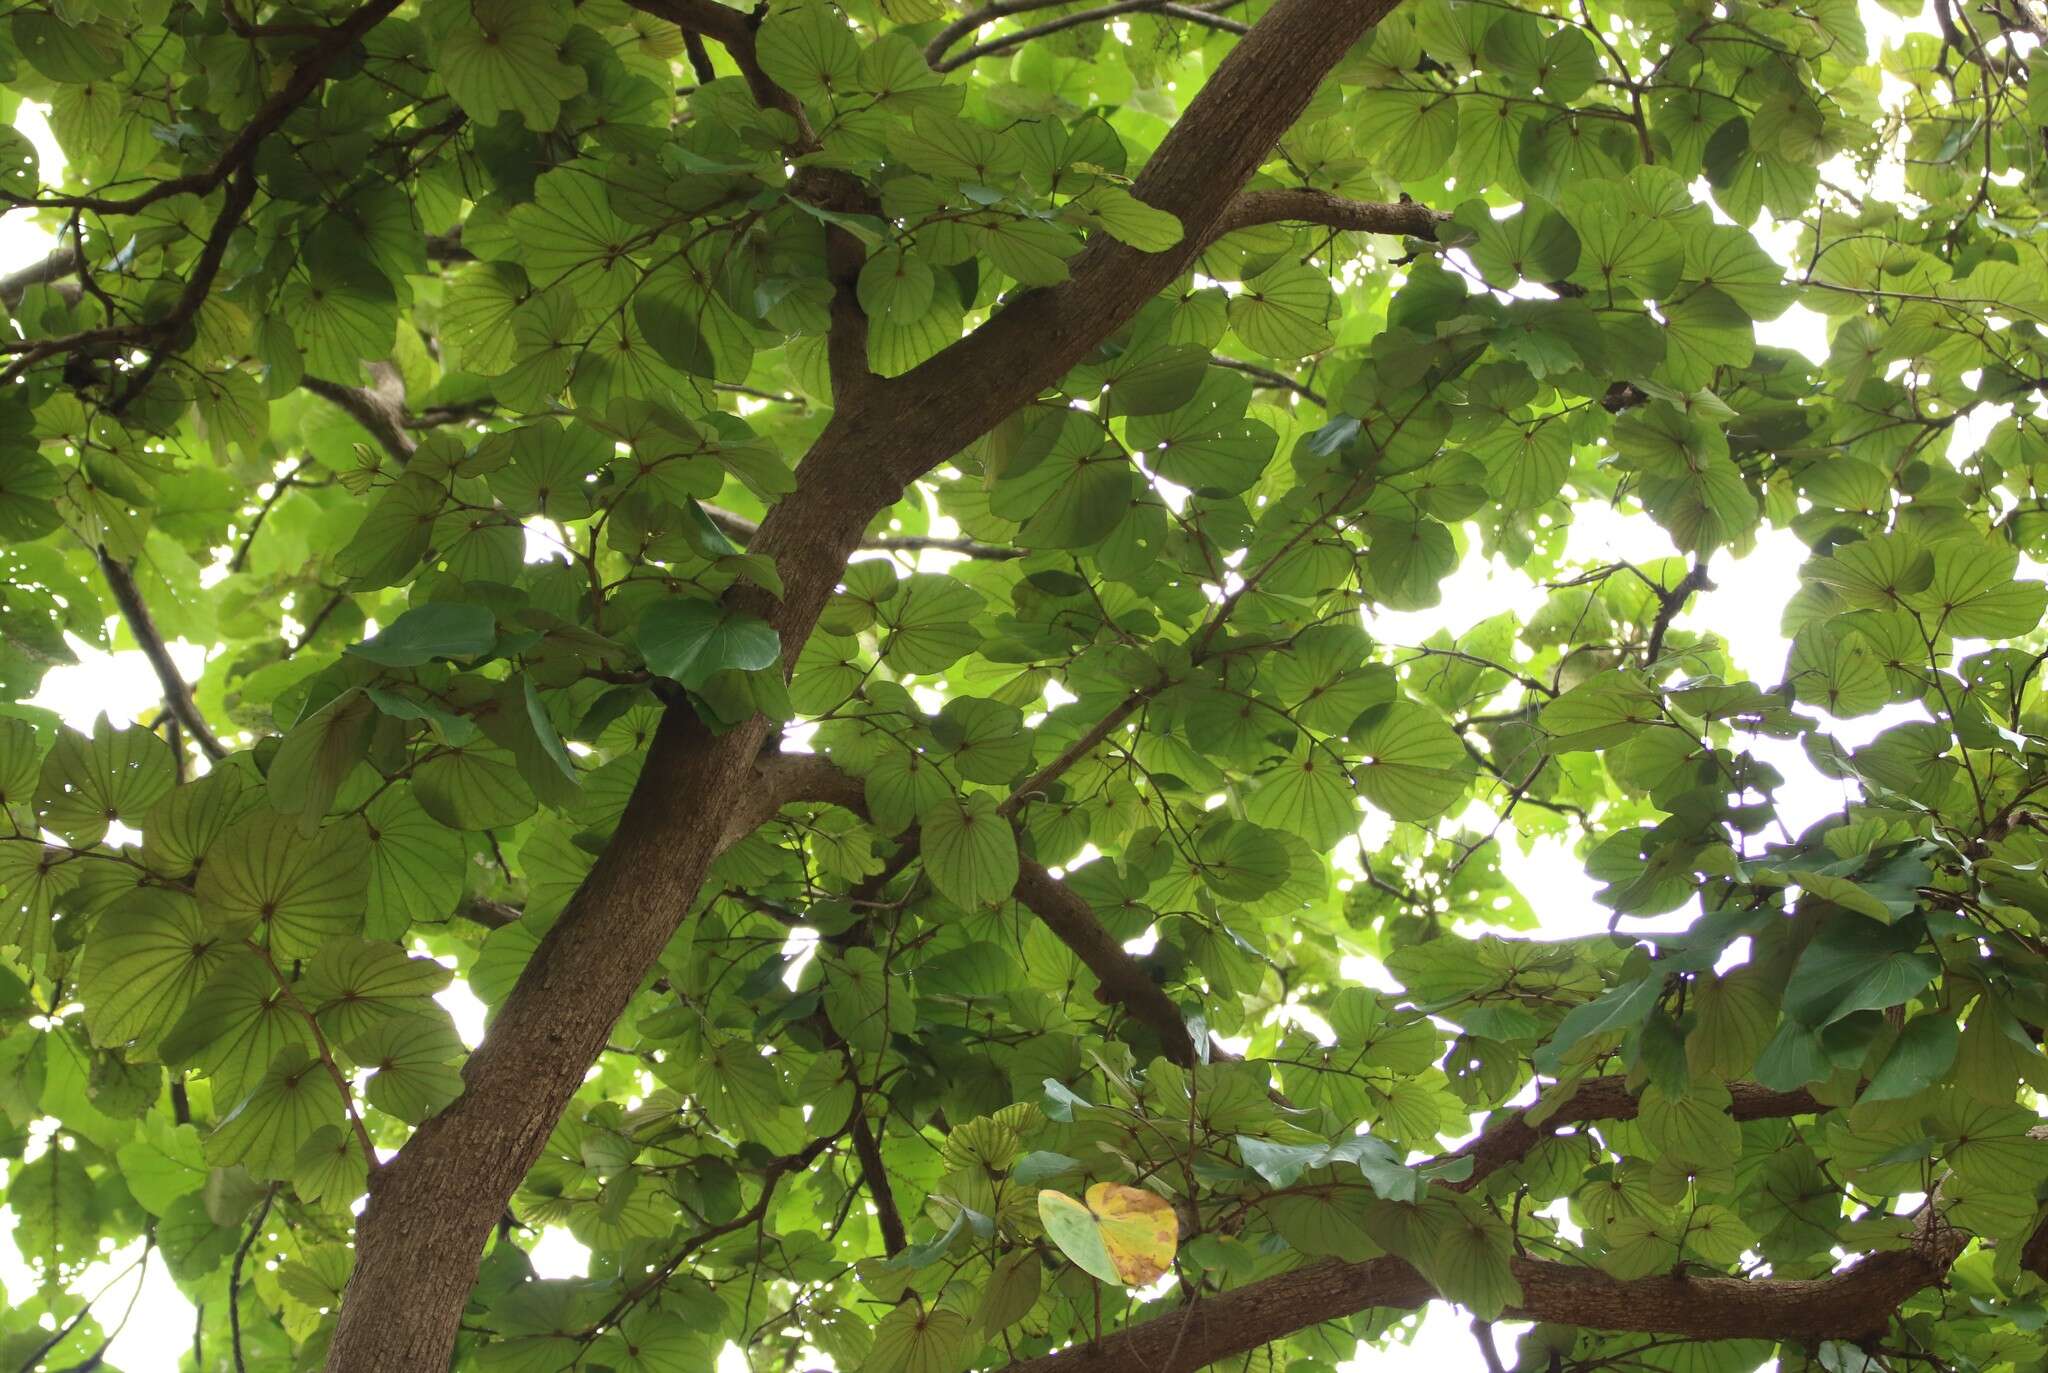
[329,6,1408,1365]
[0,243,80,309]
[1210,187,1451,245]
[996,1094,2024,1373]
[999,1249,1959,1373]
[737,752,1207,1065]
[97,550,227,762]
[860,0,1408,498]
[1433,1076,1821,1191]
[301,366,418,464]
[625,0,798,124]
[1015,857,1207,1065]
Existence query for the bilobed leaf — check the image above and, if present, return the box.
[351,1012,466,1124]
[756,2,862,103]
[79,892,235,1051]
[359,786,468,939]
[1229,264,1335,358]
[1352,702,1474,821]
[1637,1078,1739,1167]
[1913,539,2048,639]
[439,0,587,131]
[415,745,538,831]
[638,598,783,689]
[36,717,177,846]
[858,250,937,322]
[346,603,497,668]
[880,575,986,674]
[195,813,370,959]
[1036,1182,1179,1285]
[1245,748,1359,849]
[863,1300,973,1373]
[920,792,1018,909]
[205,1045,345,1178]
[302,938,453,1044]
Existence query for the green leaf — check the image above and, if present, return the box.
[415,746,538,831]
[352,1012,466,1124]
[920,792,1018,909]
[1065,186,1183,252]
[347,603,498,668]
[78,892,234,1052]
[862,1301,974,1373]
[1535,977,1660,1073]
[756,2,863,103]
[0,448,64,541]
[638,598,783,690]
[1860,1014,1959,1103]
[195,814,370,959]
[205,1045,345,1179]
[268,688,377,828]
[161,952,315,1106]
[36,717,177,847]
[1782,920,1937,1028]
[1228,264,1335,358]
[360,786,469,939]
[1352,702,1474,821]
[1245,748,1358,849]
[302,938,453,1045]
[879,575,986,674]
[858,250,937,322]
[438,0,587,130]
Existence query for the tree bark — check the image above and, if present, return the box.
[995,1249,1953,1373]
[326,2,1404,1365]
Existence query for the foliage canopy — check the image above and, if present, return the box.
[1,0,2047,1369]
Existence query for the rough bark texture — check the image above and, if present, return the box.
[994,1248,1958,1373]
[327,7,1401,1363]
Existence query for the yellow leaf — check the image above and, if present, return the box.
[1037,1182,1179,1286]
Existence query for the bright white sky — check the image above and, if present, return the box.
[0,2,2011,1366]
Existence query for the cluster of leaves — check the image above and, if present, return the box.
[0,0,2046,1369]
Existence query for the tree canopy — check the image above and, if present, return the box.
[2,0,2047,1369]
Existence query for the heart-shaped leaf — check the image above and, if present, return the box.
[1037,1182,1178,1286]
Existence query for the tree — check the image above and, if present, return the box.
[1,0,2046,1367]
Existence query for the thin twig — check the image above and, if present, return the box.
[98,549,228,760]
[229,1189,278,1373]
[1210,355,1328,407]
[932,0,1247,71]
[250,942,379,1171]
[229,458,309,574]
[0,0,402,217]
